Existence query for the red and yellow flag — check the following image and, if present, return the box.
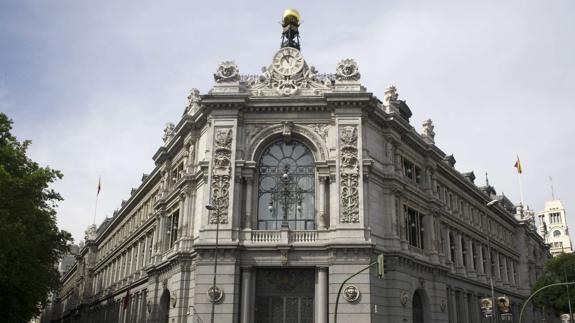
[97,177,101,195]
[514,156,522,174]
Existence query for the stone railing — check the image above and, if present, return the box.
[250,230,281,243]
[289,230,318,243]
[247,230,320,244]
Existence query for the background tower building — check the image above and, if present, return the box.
[539,199,573,256]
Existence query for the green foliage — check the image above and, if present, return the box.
[532,252,575,315]
[0,112,72,323]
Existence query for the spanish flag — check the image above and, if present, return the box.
[514,156,522,174]
[97,177,101,195]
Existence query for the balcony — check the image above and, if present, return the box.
[246,229,320,246]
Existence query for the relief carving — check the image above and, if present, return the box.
[185,88,201,116]
[335,59,361,82]
[210,128,233,224]
[339,126,360,223]
[214,61,240,83]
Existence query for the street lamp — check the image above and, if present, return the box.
[205,203,222,323]
[486,199,499,323]
[269,165,302,229]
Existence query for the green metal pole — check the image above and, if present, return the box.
[334,261,378,323]
[518,282,575,323]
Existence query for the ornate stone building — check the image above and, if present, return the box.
[42,9,552,323]
[538,199,573,256]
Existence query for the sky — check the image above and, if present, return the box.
[1,0,574,243]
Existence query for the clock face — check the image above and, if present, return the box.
[272,47,305,76]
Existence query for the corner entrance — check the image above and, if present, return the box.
[255,268,315,323]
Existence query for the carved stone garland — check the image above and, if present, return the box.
[209,128,233,224]
[339,126,360,223]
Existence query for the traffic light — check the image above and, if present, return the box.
[377,254,385,279]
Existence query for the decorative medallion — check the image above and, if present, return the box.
[343,285,361,303]
[400,290,409,307]
[210,128,233,224]
[339,126,360,223]
[214,61,240,83]
[335,59,360,82]
[207,286,224,303]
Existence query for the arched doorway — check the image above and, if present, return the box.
[413,290,425,323]
[159,290,170,323]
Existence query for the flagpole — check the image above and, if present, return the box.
[93,177,101,225]
[93,192,99,225]
[518,171,525,207]
[515,156,525,208]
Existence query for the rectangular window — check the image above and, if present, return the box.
[404,206,425,249]
[402,157,423,184]
[169,211,179,248]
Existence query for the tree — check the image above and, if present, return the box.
[0,112,72,323]
[533,252,575,315]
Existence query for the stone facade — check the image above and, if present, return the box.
[41,18,553,323]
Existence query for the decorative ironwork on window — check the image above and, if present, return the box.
[258,140,315,230]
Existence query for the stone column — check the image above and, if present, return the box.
[477,242,485,275]
[318,176,328,229]
[142,235,148,268]
[462,292,470,322]
[445,227,452,264]
[240,268,253,323]
[502,256,509,284]
[449,288,457,321]
[317,267,328,323]
[455,232,464,272]
[244,178,253,229]
[494,252,501,282]
[157,214,166,256]
[178,194,186,240]
[510,261,516,286]
[465,238,474,273]
[129,246,135,276]
[152,216,160,258]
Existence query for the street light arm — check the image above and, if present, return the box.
[334,260,378,323]
[518,282,575,323]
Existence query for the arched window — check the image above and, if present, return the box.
[553,230,561,237]
[257,140,315,230]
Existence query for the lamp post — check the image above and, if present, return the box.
[486,199,499,323]
[205,203,221,323]
[269,165,302,229]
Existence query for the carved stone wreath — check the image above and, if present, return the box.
[214,61,240,83]
[207,286,224,303]
[210,128,233,224]
[343,285,361,303]
[339,126,360,223]
[335,59,360,82]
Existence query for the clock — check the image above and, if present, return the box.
[272,47,305,76]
